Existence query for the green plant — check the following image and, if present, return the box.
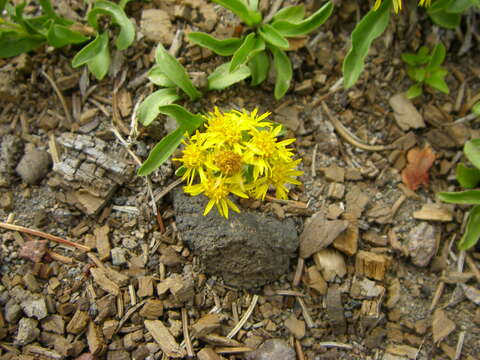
[401,43,449,98]
[343,0,479,89]
[438,139,480,250]
[0,0,89,58]
[72,0,135,80]
[187,0,333,99]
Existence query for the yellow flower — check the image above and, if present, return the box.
[373,0,432,13]
[184,172,247,218]
[178,108,303,218]
[173,131,208,185]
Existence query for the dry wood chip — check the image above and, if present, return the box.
[144,320,185,358]
[139,299,164,319]
[137,276,154,298]
[87,321,105,355]
[389,92,425,131]
[191,313,221,338]
[199,334,243,347]
[432,309,456,344]
[284,314,306,339]
[402,146,436,191]
[90,268,120,296]
[461,284,480,305]
[385,344,419,359]
[303,266,327,295]
[24,344,62,359]
[94,225,110,261]
[413,203,453,222]
[313,249,347,281]
[355,251,390,281]
[326,285,346,335]
[66,308,89,335]
[197,347,222,360]
[299,211,348,258]
[333,216,359,256]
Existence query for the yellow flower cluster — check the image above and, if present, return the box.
[174,108,303,218]
[374,0,432,13]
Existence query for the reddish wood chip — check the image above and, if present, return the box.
[19,240,48,263]
[401,146,436,190]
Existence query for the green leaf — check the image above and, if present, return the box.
[0,33,45,58]
[87,0,135,50]
[271,46,292,100]
[272,5,305,23]
[425,71,449,94]
[271,1,333,37]
[0,0,7,12]
[72,32,110,80]
[212,0,262,26]
[208,62,251,90]
[472,102,480,116]
[248,0,259,11]
[248,50,270,86]
[258,24,289,50]
[47,23,89,48]
[407,66,426,82]
[447,0,475,13]
[456,163,480,188]
[427,0,454,13]
[39,0,72,26]
[428,10,461,28]
[137,127,185,176]
[230,33,256,72]
[343,0,391,89]
[438,190,480,204]
[155,43,201,101]
[458,205,480,250]
[464,139,480,170]
[156,104,204,133]
[401,53,421,66]
[187,32,242,56]
[406,83,423,99]
[147,65,176,87]
[137,89,181,126]
[429,43,446,67]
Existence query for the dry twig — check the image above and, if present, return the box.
[227,295,259,339]
[0,222,90,252]
[181,308,194,357]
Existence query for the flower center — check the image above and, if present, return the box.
[215,151,242,175]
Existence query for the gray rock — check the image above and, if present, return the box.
[140,9,173,44]
[15,317,40,345]
[407,222,437,267]
[22,296,48,320]
[5,299,22,323]
[0,134,23,187]
[245,339,295,360]
[111,247,127,266]
[16,149,52,184]
[173,190,298,289]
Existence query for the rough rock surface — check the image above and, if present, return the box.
[0,134,23,187]
[140,9,174,44]
[245,339,295,360]
[407,222,437,267]
[173,190,298,289]
[16,149,52,184]
[15,317,40,345]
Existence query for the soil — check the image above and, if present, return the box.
[0,0,480,359]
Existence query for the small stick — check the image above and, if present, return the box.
[293,257,304,288]
[311,143,318,178]
[322,102,393,151]
[429,278,445,312]
[154,178,184,201]
[390,195,407,218]
[115,299,147,335]
[215,347,254,354]
[318,342,353,350]
[41,70,72,124]
[465,254,480,283]
[129,284,136,306]
[0,222,90,252]
[181,308,194,357]
[295,339,306,360]
[297,297,315,328]
[454,331,466,360]
[227,295,259,339]
[46,250,74,264]
[276,290,304,297]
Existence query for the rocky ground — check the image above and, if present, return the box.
[0,0,480,359]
